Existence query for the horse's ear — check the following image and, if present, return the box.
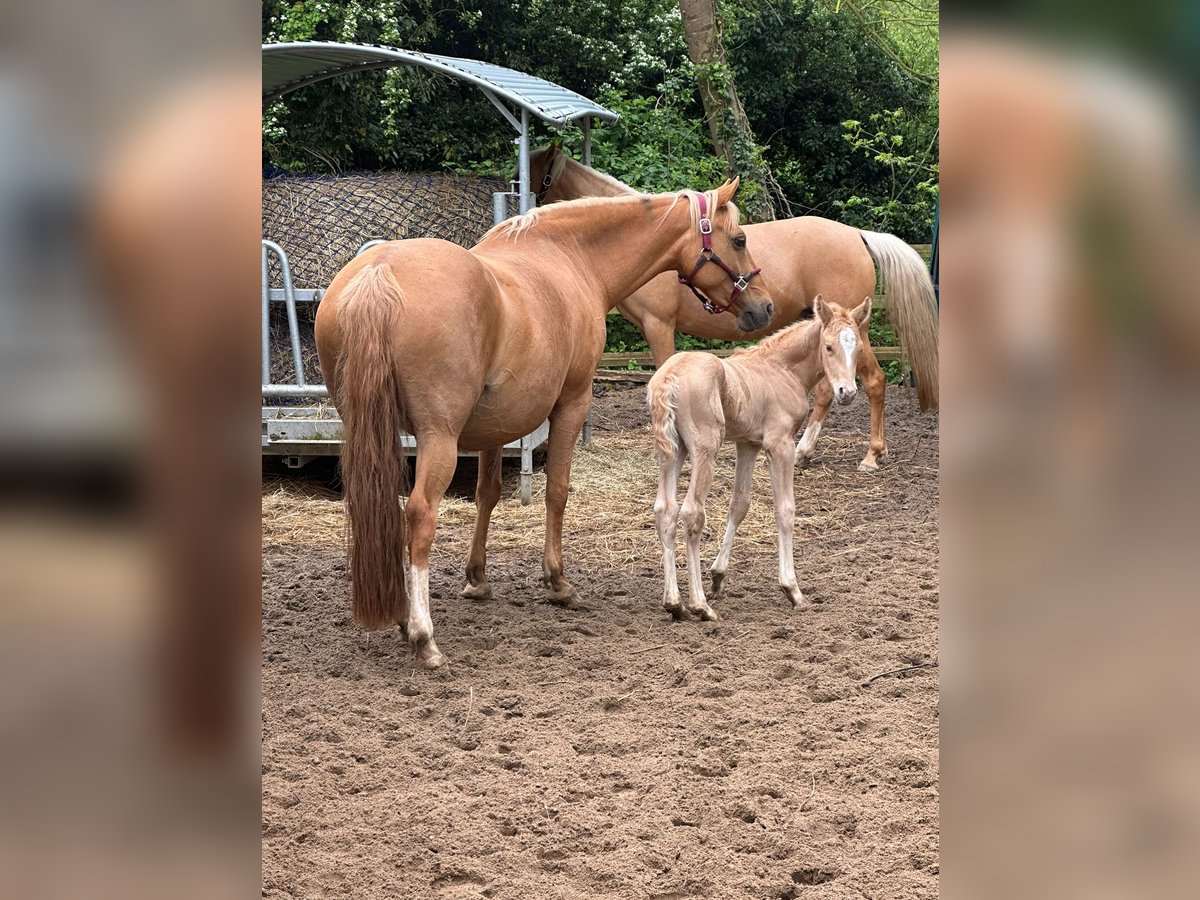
[851,295,872,326]
[716,177,740,206]
[814,293,833,326]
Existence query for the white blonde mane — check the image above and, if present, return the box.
[482,184,740,243]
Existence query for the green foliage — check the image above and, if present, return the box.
[833,109,938,238]
[262,2,938,239]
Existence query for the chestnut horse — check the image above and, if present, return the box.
[649,296,871,622]
[531,145,939,472]
[315,182,773,667]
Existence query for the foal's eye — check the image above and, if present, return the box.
[733,235,746,249]
[825,345,834,353]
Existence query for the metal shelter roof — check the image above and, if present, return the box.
[262,41,618,127]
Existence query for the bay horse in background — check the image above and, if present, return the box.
[531,144,939,472]
[315,181,774,668]
[649,296,871,622]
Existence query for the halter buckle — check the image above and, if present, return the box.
[699,218,712,235]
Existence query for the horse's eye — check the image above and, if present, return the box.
[733,235,746,249]
[825,345,834,352]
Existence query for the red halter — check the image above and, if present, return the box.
[677,193,762,315]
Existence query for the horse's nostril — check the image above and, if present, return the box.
[765,303,774,319]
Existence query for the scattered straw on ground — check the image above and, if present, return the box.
[262,424,924,580]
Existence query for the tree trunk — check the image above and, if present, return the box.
[678,0,783,221]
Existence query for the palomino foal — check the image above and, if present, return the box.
[648,296,871,621]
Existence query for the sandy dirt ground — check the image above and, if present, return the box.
[262,382,938,899]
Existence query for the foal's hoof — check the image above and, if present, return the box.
[857,459,880,473]
[412,638,446,669]
[710,570,726,598]
[688,604,720,622]
[781,584,808,609]
[664,602,686,621]
[462,581,493,601]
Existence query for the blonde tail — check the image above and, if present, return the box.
[860,230,940,411]
[647,372,680,460]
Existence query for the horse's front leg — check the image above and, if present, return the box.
[542,392,592,604]
[796,376,832,465]
[765,436,806,609]
[642,314,679,368]
[463,446,502,600]
[857,343,889,472]
[404,431,460,667]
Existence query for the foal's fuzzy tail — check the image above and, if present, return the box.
[860,230,940,411]
[333,264,409,630]
[648,371,681,460]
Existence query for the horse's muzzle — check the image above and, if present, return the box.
[836,384,858,406]
[738,300,773,333]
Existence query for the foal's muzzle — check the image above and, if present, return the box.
[836,384,858,406]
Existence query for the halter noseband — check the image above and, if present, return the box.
[677,193,761,315]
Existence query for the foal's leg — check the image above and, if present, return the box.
[680,436,720,622]
[709,441,758,598]
[404,432,460,667]
[542,391,592,604]
[796,377,832,464]
[765,436,806,609]
[857,344,889,472]
[463,446,502,600]
[654,450,686,619]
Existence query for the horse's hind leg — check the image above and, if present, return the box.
[542,392,592,604]
[404,432,459,667]
[797,376,832,465]
[463,446,502,600]
[654,450,686,619]
[710,441,758,599]
[858,345,889,472]
[680,435,720,622]
[765,436,806,609]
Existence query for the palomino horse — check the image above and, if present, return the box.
[315,181,774,667]
[531,145,938,472]
[648,296,870,622]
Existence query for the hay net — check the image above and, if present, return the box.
[263,172,505,390]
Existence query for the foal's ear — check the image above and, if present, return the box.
[851,295,872,327]
[716,177,740,206]
[814,293,834,326]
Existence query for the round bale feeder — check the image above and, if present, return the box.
[261,42,618,504]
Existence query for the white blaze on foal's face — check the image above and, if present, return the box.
[839,326,858,370]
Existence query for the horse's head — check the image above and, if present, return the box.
[527,142,567,205]
[678,178,774,333]
[814,294,872,405]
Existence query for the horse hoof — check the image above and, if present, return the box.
[664,603,686,621]
[413,638,446,669]
[546,584,580,608]
[710,571,726,597]
[858,459,880,473]
[462,582,493,601]
[689,606,719,622]
[781,584,807,608]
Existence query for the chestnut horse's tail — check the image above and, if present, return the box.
[648,370,681,460]
[860,230,940,411]
[333,264,409,630]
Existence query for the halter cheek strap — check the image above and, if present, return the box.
[677,193,762,315]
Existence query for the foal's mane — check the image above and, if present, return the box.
[481,186,740,244]
[732,315,823,358]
